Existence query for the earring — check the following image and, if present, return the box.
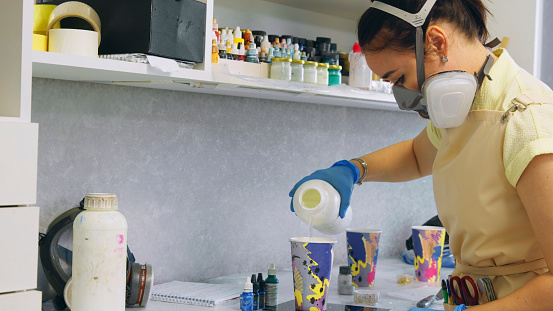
[442,56,449,63]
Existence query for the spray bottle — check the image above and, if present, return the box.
[241,277,254,311]
[264,264,279,311]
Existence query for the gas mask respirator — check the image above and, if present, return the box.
[369,0,494,128]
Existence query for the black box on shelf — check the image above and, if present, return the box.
[53,0,206,63]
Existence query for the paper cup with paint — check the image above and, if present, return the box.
[346,229,381,288]
[290,237,336,311]
[411,226,446,283]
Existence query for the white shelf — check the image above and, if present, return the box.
[261,0,370,19]
[32,50,399,111]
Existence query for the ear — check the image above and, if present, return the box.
[425,25,448,61]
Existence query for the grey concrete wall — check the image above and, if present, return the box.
[32,78,436,286]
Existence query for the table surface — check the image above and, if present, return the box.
[132,258,453,311]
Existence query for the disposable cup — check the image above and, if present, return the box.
[346,229,381,288]
[411,226,446,282]
[290,237,336,311]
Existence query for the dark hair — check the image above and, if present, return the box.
[358,0,491,53]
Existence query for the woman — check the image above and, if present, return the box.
[289,0,553,309]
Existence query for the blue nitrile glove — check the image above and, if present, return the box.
[289,160,360,218]
[408,305,466,311]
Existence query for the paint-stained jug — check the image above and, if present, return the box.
[293,180,352,235]
[69,193,128,311]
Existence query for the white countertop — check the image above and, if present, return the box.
[133,258,453,311]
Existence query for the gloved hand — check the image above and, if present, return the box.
[289,160,360,218]
[408,305,466,311]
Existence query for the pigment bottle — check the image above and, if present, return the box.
[240,277,254,311]
[265,264,279,311]
[258,272,266,309]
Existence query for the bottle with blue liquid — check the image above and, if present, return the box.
[240,277,254,311]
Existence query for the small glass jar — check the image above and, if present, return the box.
[291,59,305,82]
[328,65,342,86]
[316,62,329,86]
[338,266,354,295]
[270,57,292,81]
[304,61,318,84]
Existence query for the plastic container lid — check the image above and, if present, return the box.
[329,65,342,70]
[84,193,118,211]
[243,277,253,291]
[316,37,332,44]
[339,266,351,274]
[305,61,318,67]
[272,57,291,63]
[353,42,362,53]
[317,63,329,68]
[292,59,305,64]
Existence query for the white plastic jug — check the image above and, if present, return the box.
[68,193,128,311]
[293,180,352,235]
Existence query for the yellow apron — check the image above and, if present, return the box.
[432,108,549,305]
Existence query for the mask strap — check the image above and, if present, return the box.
[475,51,495,87]
[370,0,437,92]
[415,27,425,91]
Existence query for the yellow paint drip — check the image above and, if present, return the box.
[301,189,321,209]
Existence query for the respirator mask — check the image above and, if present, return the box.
[369,0,494,128]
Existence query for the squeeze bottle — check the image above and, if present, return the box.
[240,277,254,311]
[292,179,352,235]
[264,264,279,311]
[70,193,128,311]
[348,42,372,90]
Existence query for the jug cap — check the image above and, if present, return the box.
[84,193,118,211]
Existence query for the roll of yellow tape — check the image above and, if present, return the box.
[47,1,101,46]
[48,29,99,57]
[33,34,48,51]
[33,4,60,35]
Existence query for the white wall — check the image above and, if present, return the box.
[214,0,358,53]
[486,0,539,75]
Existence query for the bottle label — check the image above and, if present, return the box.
[241,292,254,311]
[259,293,266,309]
[265,283,278,307]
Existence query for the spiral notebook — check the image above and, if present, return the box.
[150,281,242,307]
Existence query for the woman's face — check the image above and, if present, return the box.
[364,48,442,91]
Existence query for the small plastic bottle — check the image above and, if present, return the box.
[251,274,260,310]
[316,62,329,86]
[211,38,219,64]
[270,58,291,81]
[257,273,266,310]
[71,193,128,311]
[292,179,352,235]
[304,61,318,84]
[246,43,260,63]
[338,266,354,295]
[241,277,254,311]
[349,42,372,90]
[328,65,342,86]
[264,264,279,311]
[291,59,304,82]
